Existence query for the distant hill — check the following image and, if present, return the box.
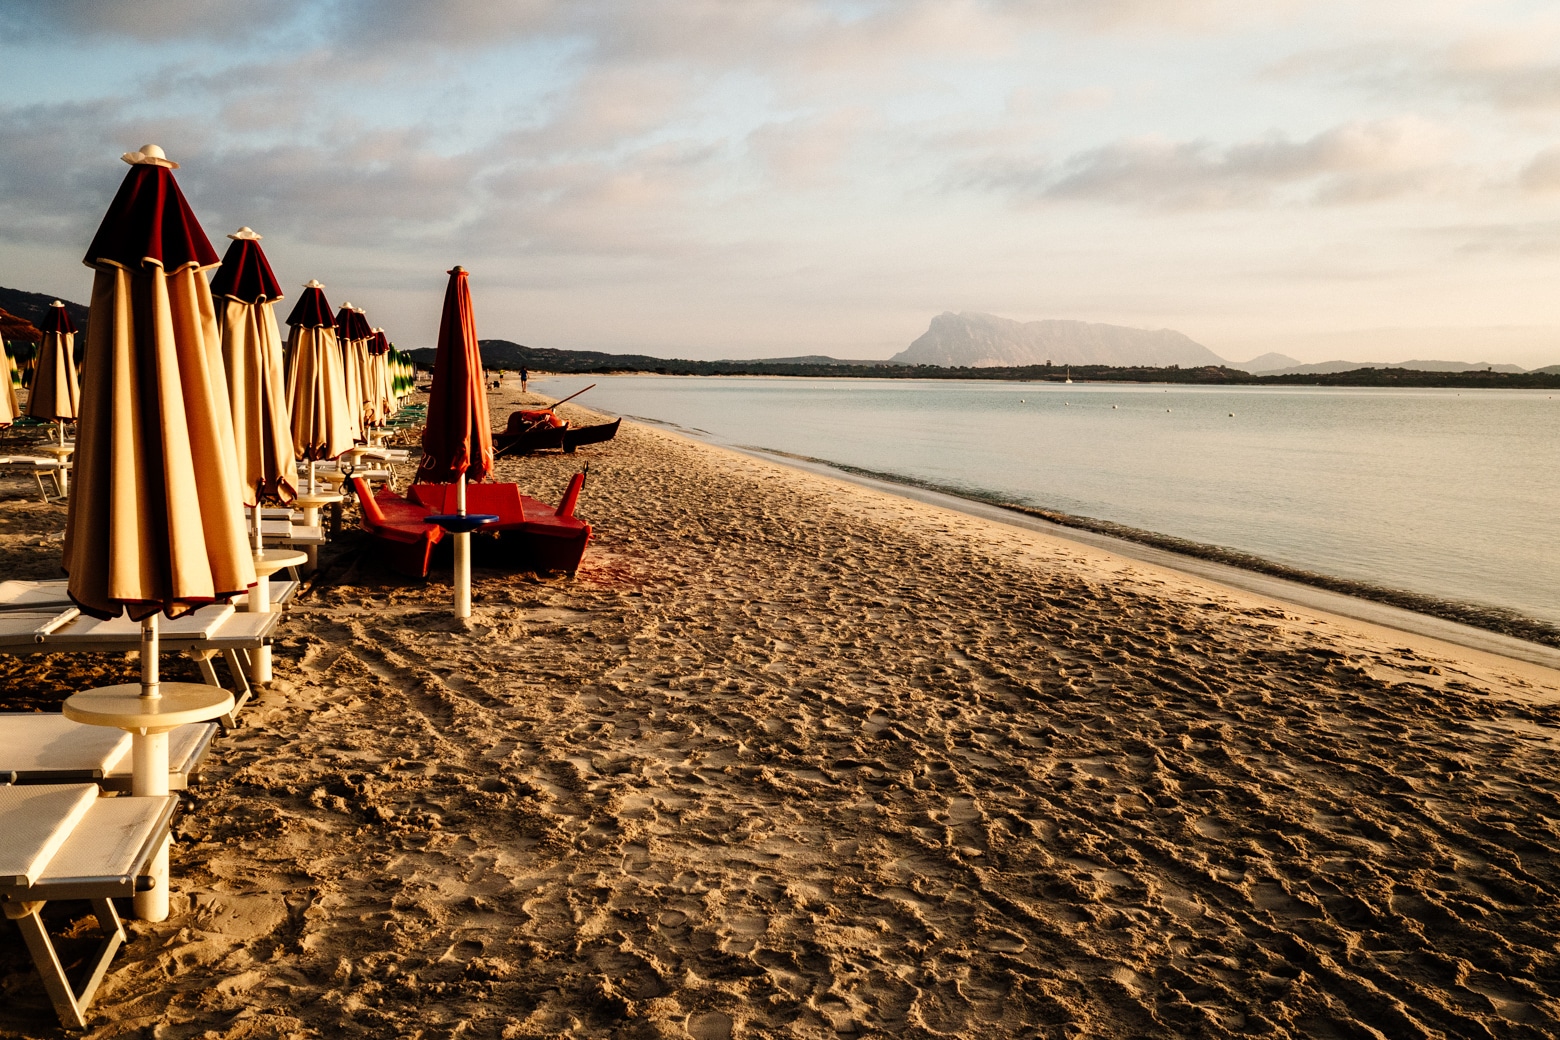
[1256,358,1532,376]
[400,341,1560,389]
[893,311,1227,368]
[722,354,903,367]
[0,286,89,339]
[408,340,695,374]
[1230,352,1303,374]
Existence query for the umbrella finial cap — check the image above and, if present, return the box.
[50,299,64,308]
[228,226,261,241]
[341,301,354,308]
[122,143,179,169]
[303,279,325,289]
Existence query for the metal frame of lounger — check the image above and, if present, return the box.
[0,457,66,504]
[0,784,179,1030]
[0,714,217,792]
[0,610,283,728]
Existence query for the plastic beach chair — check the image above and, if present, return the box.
[0,783,179,1029]
[0,714,216,791]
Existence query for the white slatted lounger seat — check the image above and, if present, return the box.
[0,608,80,646]
[0,578,295,612]
[259,518,326,547]
[0,581,73,614]
[0,783,179,1029]
[0,714,216,791]
[0,605,284,727]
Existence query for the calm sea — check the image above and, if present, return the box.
[534,375,1560,628]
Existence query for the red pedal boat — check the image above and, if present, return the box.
[410,474,592,574]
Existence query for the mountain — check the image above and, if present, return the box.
[1230,352,1303,374]
[0,286,89,338]
[892,311,1227,368]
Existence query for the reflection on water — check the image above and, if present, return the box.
[537,375,1560,627]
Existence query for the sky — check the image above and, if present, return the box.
[4,1,1560,367]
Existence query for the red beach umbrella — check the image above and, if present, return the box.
[419,266,493,486]
[418,266,495,617]
[27,301,80,433]
[211,227,298,506]
[285,280,355,489]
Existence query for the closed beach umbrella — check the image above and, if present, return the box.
[369,327,393,423]
[334,303,367,440]
[286,280,354,489]
[0,344,14,427]
[419,266,494,617]
[65,144,256,620]
[26,301,79,436]
[211,227,298,506]
[353,308,379,427]
[61,144,251,921]
[1,346,17,424]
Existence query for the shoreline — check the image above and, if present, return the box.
[600,408,1560,667]
[738,445,1560,667]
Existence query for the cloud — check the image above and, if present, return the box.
[0,0,308,40]
[970,118,1461,210]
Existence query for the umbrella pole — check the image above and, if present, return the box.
[454,472,471,618]
[250,500,273,683]
[308,458,317,495]
[134,614,171,921]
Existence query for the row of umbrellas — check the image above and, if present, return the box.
[44,143,494,923]
[62,143,460,617]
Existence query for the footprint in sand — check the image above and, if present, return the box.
[687,1010,734,1040]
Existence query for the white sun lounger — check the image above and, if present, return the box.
[0,581,74,614]
[0,783,178,1029]
[0,605,283,727]
[0,456,67,503]
[0,714,216,791]
[0,608,81,643]
[0,578,295,613]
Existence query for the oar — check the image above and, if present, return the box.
[539,383,596,414]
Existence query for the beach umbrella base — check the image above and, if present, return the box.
[247,548,307,681]
[423,515,499,617]
[62,618,233,921]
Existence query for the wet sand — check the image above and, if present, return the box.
[2,382,1559,1039]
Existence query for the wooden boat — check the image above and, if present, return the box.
[493,409,566,456]
[563,417,620,452]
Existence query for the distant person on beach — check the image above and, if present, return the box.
[520,367,529,392]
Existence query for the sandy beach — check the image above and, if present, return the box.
[2,381,1559,1039]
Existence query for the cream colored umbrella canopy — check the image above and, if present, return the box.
[26,301,79,426]
[64,146,257,620]
[335,302,368,439]
[285,281,355,479]
[0,344,14,428]
[211,227,298,506]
